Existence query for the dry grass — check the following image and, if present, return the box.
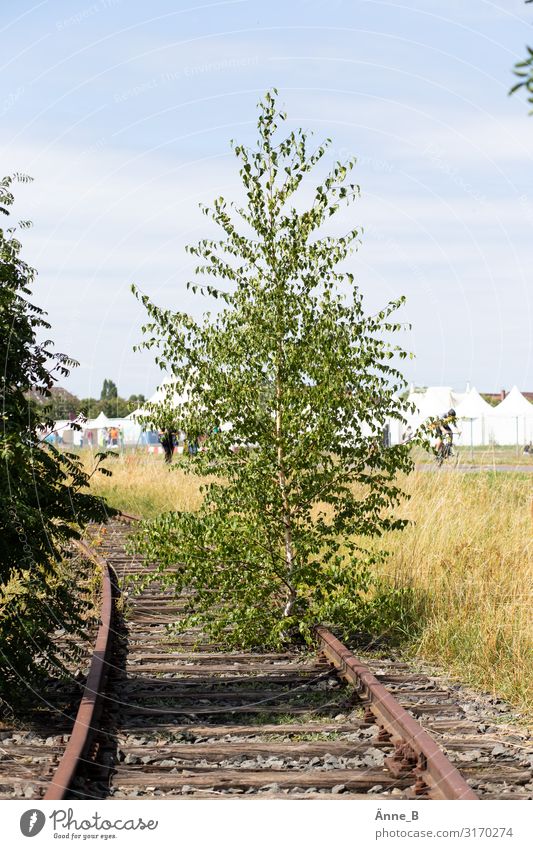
[371,470,533,715]
[86,450,533,715]
[412,444,533,467]
[85,450,205,518]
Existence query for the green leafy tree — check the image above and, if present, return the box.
[128,393,146,409]
[79,392,137,419]
[0,174,113,702]
[100,378,118,401]
[43,386,81,419]
[510,1,533,111]
[132,92,414,648]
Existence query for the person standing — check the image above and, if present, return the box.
[160,429,175,464]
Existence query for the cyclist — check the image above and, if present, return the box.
[430,409,458,459]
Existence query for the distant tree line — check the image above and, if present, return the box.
[480,393,500,408]
[29,378,146,420]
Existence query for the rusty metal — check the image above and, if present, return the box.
[116,511,141,523]
[385,742,419,777]
[39,514,478,800]
[44,540,114,800]
[315,626,479,800]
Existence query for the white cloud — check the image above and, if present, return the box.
[3,129,532,396]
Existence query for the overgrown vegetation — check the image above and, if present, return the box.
[367,470,533,715]
[84,450,207,517]
[131,91,413,649]
[89,452,533,716]
[0,173,113,704]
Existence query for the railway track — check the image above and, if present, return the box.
[1,517,532,801]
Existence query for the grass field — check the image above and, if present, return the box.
[86,449,533,717]
[412,444,533,467]
[367,470,532,716]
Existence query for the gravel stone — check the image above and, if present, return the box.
[455,750,483,763]
[491,745,508,758]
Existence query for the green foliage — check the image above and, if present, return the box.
[100,378,118,401]
[30,378,147,421]
[510,1,533,111]
[41,386,81,419]
[0,558,94,705]
[131,91,414,648]
[0,173,114,701]
[480,393,500,408]
[79,388,145,418]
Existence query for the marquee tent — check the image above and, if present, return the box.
[84,411,110,430]
[487,386,533,445]
[405,386,466,430]
[454,387,494,447]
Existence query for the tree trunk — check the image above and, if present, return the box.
[276,369,296,617]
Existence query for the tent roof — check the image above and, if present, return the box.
[147,379,188,408]
[492,385,533,416]
[408,386,455,417]
[85,411,111,429]
[455,387,493,418]
[94,411,110,423]
[125,381,188,422]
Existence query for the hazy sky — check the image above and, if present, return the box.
[2,0,533,398]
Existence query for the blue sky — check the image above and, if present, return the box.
[2,0,533,398]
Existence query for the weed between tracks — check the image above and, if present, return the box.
[86,453,533,718]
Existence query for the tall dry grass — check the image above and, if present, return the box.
[86,451,532,715]
[85,450,205,518]
[371,471,532,715]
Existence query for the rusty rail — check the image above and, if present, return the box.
[316,626,479,800]
[44,540,115,800]
[44,512,138,799]
[116,511,141,523]
[43,514,477,800]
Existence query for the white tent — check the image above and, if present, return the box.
[406,386,456,430]
[105,416,143,446]
[82,411,111,447]
[487,386,533,445]
[455,387,494,447]
[148,379,188,408]
[45,419,73,445]
[386,414,405,446]
[129,380,188,420]
[84,411,111,430]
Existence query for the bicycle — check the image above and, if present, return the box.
[434,432,460,467]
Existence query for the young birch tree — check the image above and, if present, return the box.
[132,91,414,647]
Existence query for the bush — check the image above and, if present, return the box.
[0,173,113,703]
